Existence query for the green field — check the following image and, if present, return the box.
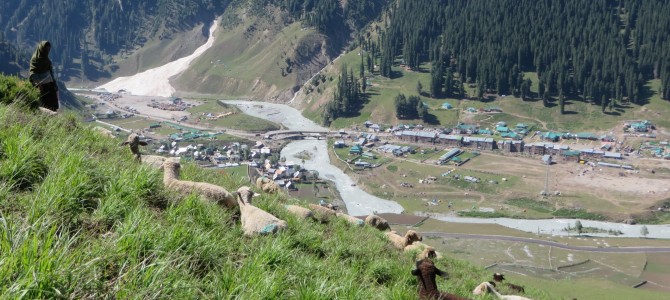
[187,101,281,131]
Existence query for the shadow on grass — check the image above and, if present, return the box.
[422,113,440,125]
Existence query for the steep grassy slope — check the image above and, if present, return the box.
[0,75,560,299]
[173,7,331,101]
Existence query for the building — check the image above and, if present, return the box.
[349,145,363,155]
[438,148,462,164]
[525,143,547,155]
[438,134,463,147]
[542,155,552,165]
[576,132,598,140]
[543,132,560,142]
[500,140,524,152]
[560,150,581,162]
[580,148,605,159]
[334,140,346,148]
[441,102,453,109]
[453,124,479,134]
[463,137,495,150]
[416,131,437,143]
[496,126,510,133]
[603,152,622,159]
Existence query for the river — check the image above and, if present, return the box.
[224,100,670,239]
[221,100,404,217]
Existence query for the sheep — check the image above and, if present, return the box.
[364,214,390,231]
[284,205,314,220]
[237,186,287,236]
[256,176,280,194]
[473,281,496,295]
[411,259,471,300]
[262,181,280,193]
[493,273,525,294]
[479,282,532,300]
[120,133,148,161]
[385,230,422,250]
[39,107,58,115]
[415,246,442,261]
[308,203,336,223]
[335,212,364,226]
[256,176,271,189]
[161,158,237,208]
[93,126,115,138]
[404,241,429,252]
[140,155,167,169]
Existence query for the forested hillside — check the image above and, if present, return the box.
[0,0,230,80]
[377,0,670,106]
[0,34,24,75]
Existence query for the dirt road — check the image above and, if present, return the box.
[422,232,670,253]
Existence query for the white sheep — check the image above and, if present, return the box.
[364,214,390,231]
[336,212,364,226]
[284,205,314,220]
[237,186,287,236]
[39,107,57,115]
[413,246,442,260]
[477,282,533,300]
[256,176,280,193]
[256,176,271,189]
[161,158,237,208]
[93,126,115,138]
[308,203,336,223]
[140,155,167,169]
[385,230,422,250]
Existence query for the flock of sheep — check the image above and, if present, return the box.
[120,133,532,300]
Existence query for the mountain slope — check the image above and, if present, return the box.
[0,75,555,299]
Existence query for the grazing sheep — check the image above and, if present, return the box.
[481,282,532,300]
[473,281,496,295]
[493,273,525,294]
[365,214,390,231]
[262,181,280,193]
[237,186,287,236]
[256,176,280,194]
[161,158,237,208]
[404,241,429,252]
[308,203,336,223]
[284,205,314,220]
[335,212,364,226]
[411,259,471,300]
[140,155,167,169]
[93,126,115,138]
[256,176,271,189]
[120,133,148,161]
[385,230,422,250]
[415,246,441,261]
[39,107,58,115]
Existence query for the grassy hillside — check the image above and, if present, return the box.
[173,7,330,102]
[0,75,558,299]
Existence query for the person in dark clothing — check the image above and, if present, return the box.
[29,41,59,111]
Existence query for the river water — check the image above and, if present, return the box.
[224,100,670,239]
[221,100,404,217]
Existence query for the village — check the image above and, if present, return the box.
[334,117,668,170]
